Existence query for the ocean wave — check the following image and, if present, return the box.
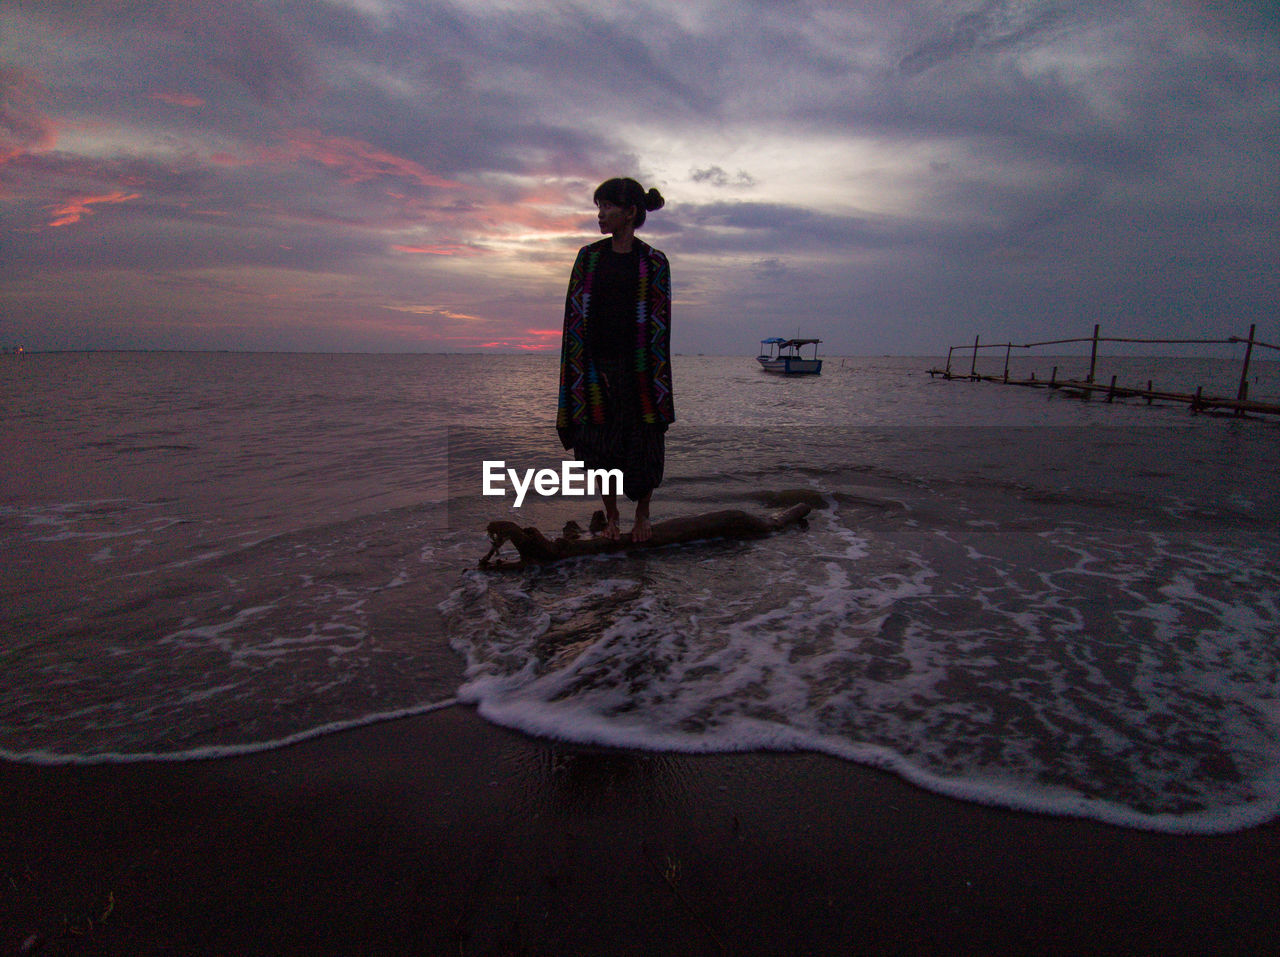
[443,484,1280,834]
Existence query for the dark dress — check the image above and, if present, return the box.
[570,246,666,502]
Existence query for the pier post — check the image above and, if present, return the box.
[1003,344,1011,383]
[1107,375,1117,402]
[1087,323,1100,384]
[969,335,980,380]
[1236,323,1256,411]
[944,346,954,377]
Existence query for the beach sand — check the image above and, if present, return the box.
[3,705,1278,955]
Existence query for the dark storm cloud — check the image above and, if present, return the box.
[272,0,719,177]
[671,201,899,254]
[7,0,316,103]
[898,1,1066,76]
[691,166,757,188]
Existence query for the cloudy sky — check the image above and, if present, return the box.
[2,0,1276,354]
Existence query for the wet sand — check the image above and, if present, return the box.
[3,704,1278,955]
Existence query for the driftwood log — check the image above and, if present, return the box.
[479,503,813,569]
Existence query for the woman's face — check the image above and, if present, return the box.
[597,199,635,234]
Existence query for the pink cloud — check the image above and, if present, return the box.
[473,202,587,238]
[47,190,141,227]
[150,92,205,108]
[478,340,557,351]
[265,129,460,189]
[477,329,562,350]
[391,243,477,256]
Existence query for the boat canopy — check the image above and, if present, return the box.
[759,337,821,348]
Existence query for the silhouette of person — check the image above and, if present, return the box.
[556,177,673,541]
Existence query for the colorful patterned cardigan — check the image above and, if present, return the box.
[556,237,674,449]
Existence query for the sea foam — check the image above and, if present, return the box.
[445,486,1280,835]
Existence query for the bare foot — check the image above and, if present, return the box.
[603,510,621,541]
[632,515,652,542]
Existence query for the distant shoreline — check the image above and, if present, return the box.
[9,349,1272,359]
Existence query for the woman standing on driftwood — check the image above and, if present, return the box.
[556,177,674,541]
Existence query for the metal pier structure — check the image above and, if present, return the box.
[927,324,1280,418]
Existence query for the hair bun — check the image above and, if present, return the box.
[644,188,665,212]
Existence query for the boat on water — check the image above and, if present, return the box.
[756,337,823,375]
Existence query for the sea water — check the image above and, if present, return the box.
[3,351,1279,834]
